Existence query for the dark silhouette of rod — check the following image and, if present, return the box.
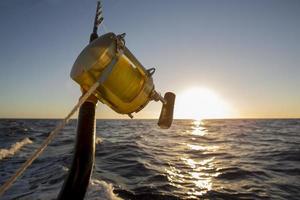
[57,102,96,200]
[58,2,102,199]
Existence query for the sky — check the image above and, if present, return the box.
[0,0,299,119]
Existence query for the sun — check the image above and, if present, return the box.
[175,87,234,120]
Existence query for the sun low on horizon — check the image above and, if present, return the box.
[174,87,236,120]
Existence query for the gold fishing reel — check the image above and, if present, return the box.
[70,1,175,128]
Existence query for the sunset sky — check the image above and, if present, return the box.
[0,0,299,119]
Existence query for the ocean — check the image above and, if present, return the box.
[0,119,299,200]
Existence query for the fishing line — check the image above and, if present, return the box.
[0,81,100,197]
[102,22,109,33]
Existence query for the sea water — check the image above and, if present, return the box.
[0,119,299,199]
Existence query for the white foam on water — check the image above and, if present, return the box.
[62,165,69,172]
[0,137,33,160]
[86,179,123,200]
[95,137,103,145]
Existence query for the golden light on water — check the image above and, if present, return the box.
[165,120,221,198]
[192,120,207,136]
[175,87,234,120]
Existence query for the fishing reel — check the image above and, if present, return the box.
[71,1,175,128]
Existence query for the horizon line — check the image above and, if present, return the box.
[0,117,299,120]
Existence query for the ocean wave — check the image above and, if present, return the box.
[217,167,270,180]
[0,137,33,160]
[86,179,123,200]
[96,137,103,145]
[1,119,300,199]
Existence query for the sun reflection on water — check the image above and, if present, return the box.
[164,120,222,198]
[191,120,207,136]
[186,144,219,153]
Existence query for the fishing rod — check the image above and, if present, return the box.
[57,2,104,199]
[60,1,175,198]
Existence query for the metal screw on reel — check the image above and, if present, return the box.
[147,68,156,76]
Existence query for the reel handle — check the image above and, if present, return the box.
[158,92,176,129]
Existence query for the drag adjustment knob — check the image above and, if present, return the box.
[158,92,176,129]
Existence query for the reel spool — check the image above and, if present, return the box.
[71,1,175,128]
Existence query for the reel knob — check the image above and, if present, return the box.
[158,92,176,129]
